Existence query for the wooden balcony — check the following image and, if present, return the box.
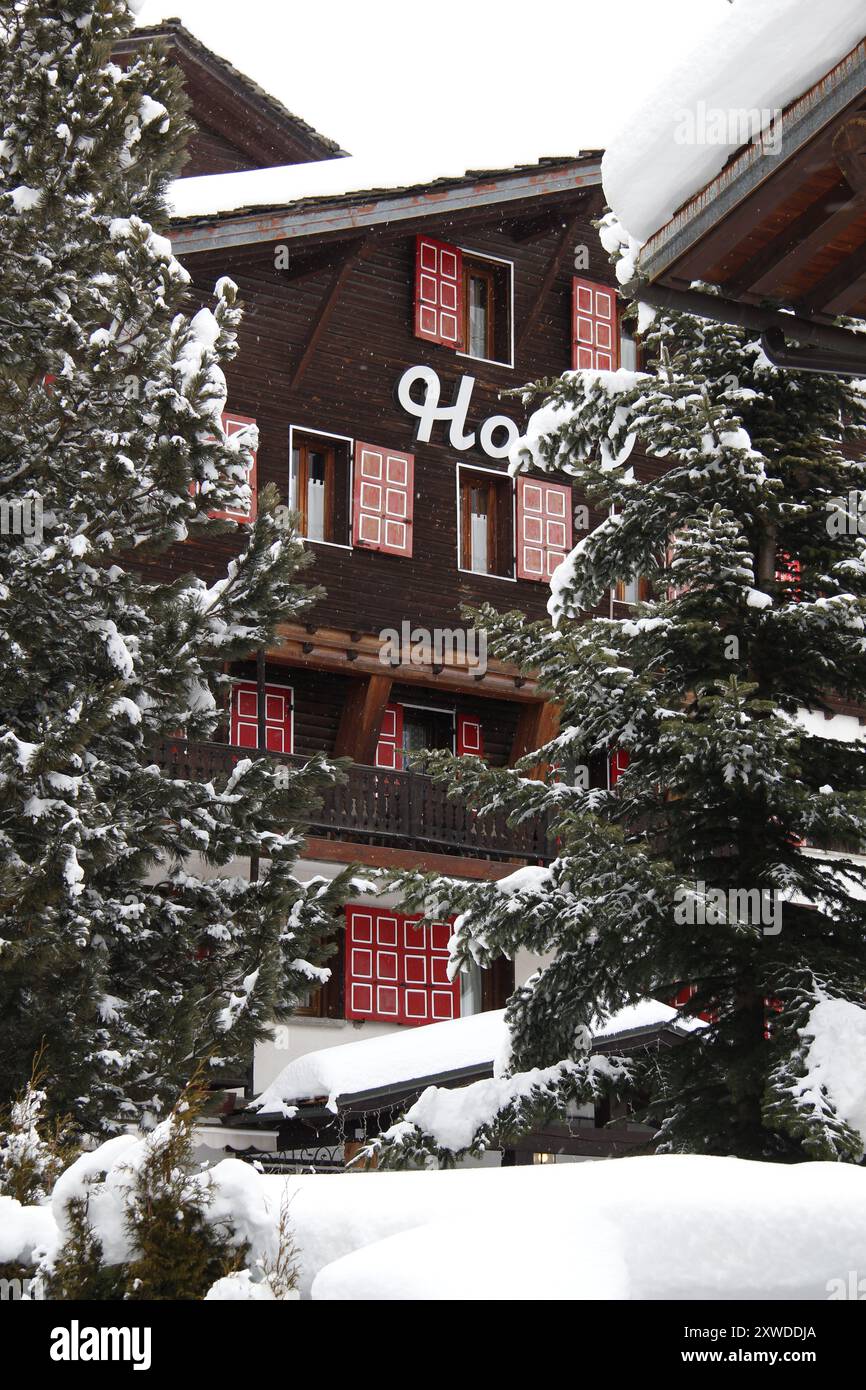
[154,738,552,863]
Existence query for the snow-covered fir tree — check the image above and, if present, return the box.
[372,276,866,1167]
[0,0,349,1133]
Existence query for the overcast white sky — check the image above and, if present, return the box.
[136,0,732,171]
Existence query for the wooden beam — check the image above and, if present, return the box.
[333,673,392,764]
[510,204,575,243]
[509,700,561,770]
[278,244,356,283]
[722,177,853,296]
[795,243,866,314]
[289,236,368,389]
[516,213,582,356]
[269,623,544,702]
[303,837,527,879]
[747,190,866,297]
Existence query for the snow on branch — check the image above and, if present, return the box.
[360,1051,632,1169]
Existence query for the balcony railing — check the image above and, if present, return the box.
[154,739,552,862]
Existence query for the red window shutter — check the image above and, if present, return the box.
[669,984,696,1009]
[516,476,573,582]
[572,277,619,371]
[208,412,257,523]
[670,983,716,1025]
[609,749,629,787]
[400,916,460,1025]
[375,703,404,769]
[456,714,484,758]
[230,681,293,752]
[775,552,802,600]
[352,442,414,556]
[763,995,783,1041]
[415,236,462,348]
[344,907,460,1026]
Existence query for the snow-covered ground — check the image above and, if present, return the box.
[602,0,865,246]
[6,1141,866,1301]
[271,1155,866,1300]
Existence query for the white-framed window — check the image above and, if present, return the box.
[413,235,514,368]
[455,462,516,580]
[457,246,515,369]
[288,424,354,548]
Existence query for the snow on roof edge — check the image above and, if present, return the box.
[253,998,692,1115]
[167,152,599,223]
[602,0,866,247]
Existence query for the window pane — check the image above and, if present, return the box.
[469,484,489,573]
[468,275,489,359]
[307,451,327,540]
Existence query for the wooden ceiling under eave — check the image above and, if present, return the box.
[639,38,866,324]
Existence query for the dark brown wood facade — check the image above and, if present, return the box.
[156,197,613,631]
[150,158,660,874]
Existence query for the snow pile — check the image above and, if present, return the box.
[254,998,693,1117]
[0,1196,57,1267]
[793,707,866,743]
[49,1127,275,1268]
[261,1154,866,1300]
[602,0,866,246]
[794,999,866,1147]
[204,1270,298,1301]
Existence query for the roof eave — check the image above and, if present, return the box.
[238,1018,688,1128]
[169,158,603,254]
[637,37,866,291]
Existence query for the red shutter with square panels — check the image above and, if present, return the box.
[375,703,404,769]
[344,907,460,1026]
[400,916,460,1025]
[352,442,414,556]
[230,681,293,752]
[193,412,258,523]
[209,412,257,523]
[457,714,484,758]
[516,476,573,582]
[572,277,619,371]
[415,236,462,347]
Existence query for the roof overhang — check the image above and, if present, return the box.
[239,1017,691,1130]
[169,158,602,255]
[629,38,866,374]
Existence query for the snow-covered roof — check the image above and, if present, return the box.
[254,998,694,1116]
[124,16,347,159]
[168,152,597,224]
[602,0,866,248]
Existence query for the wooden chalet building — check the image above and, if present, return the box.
[115,24,654,1159]
[122,20,866,1166]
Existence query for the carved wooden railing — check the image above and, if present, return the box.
[154,739,552,862]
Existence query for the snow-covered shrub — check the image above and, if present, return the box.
[45,1076,286,1300]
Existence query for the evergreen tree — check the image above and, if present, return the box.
[375,284,866,1165]
[0,0,348,1132]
